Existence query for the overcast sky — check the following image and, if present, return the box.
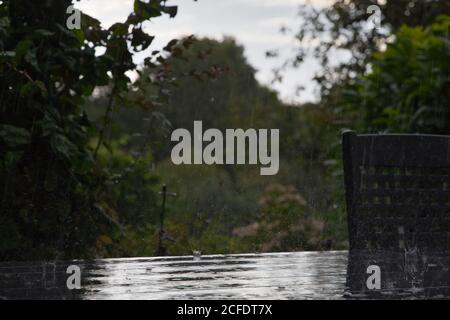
[77,0,334,104]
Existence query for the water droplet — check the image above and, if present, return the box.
[193,250,202,261]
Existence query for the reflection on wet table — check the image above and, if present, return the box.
[0,251,347,300]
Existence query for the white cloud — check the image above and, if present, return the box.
[258,16,297,28]
[76,0,134,28]
[243,0,334,8]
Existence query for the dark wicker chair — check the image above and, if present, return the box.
[342,131,450,298]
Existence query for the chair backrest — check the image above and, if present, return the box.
[342,131,450,253]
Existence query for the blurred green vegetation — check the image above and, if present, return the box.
[0,0,192,260]
[339,15,450,134]
[84,15,450,258]
[87,37,352,257]
[1,0,449,261]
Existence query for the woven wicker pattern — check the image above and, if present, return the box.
[343,132,450,297]
[354,165,450,252]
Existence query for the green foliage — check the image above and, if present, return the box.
[5,1,446,261]
[102,38,349,256]
[254,184,325,252]
[0,0,183,261]
[274,0,450,96]
[341,16,450,134]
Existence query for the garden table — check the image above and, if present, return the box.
[0,251,348,300]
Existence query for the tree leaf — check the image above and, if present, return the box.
[0,125,31,147]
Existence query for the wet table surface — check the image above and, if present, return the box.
[0,251,348,300]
